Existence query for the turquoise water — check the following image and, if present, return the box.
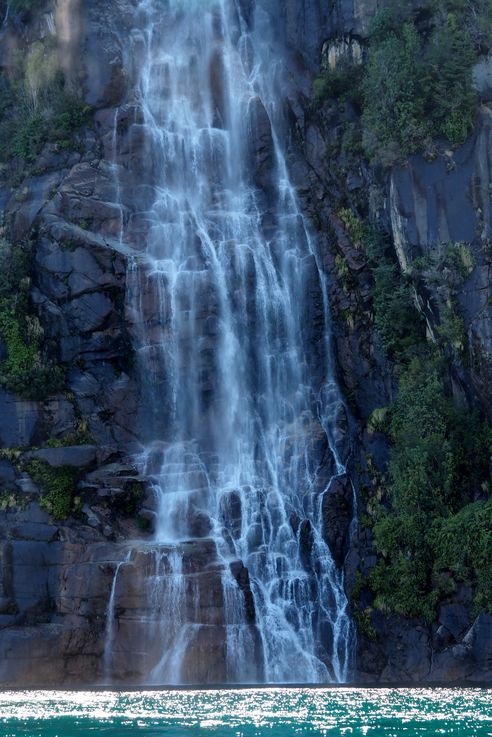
[0,688,490,736]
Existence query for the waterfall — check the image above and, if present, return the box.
[103,552,131,682]
[112,0,354,684]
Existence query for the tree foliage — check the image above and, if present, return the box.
[352,223,492,621]
[314,1,490,160]
[371,356,492,619]
[362,11,477,157]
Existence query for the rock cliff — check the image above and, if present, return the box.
[0,0,490,685]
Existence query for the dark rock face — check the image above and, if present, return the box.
[220,491,242,540]
[298,519,315,571]
[0,390,41,447]
[0,524,247,685]
[230,560,256,624]
[321,475,353,568]
[441,614,492,681]
[0,510,109,686]
[390,108,492,417]
[22,445,99,469]
[256,0,423,68]
[248,96,275,195]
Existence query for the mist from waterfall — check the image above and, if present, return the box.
[108,0,355,685]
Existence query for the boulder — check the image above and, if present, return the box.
[462,613,492,680]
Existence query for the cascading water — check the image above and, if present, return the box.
[108,0,355,685]
[104,552,132,682]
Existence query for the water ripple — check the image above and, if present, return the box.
[0,688,490,736]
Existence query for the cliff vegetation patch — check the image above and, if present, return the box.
[25,459,76,520]
[370,354,492,620]
[315,0,492,163]
[351,224,492,620]
[0,238,65,399]
[0,37,91,181]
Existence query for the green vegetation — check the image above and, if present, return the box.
[362,10,477,157]
[343,221,492,622]
[357,222,426,357]
[26,460,75,520]
[350,572,378,642]
[437,302,466,353]
[45,420,95,448]
[0,447,22,463]
[7,85,90,164]
[112,482,145,517]
[314,1,492,161]
[334,253,353,294]
[432,499,492,615]
[411,242,475,285]
[135,514,151,532]
[371,356,492,619]
[338,208,366,248]
[0,490,28,512]
[0,39,90,171]
[362,21,431,158]
[313,61,363,106]
[0,239,65,399]
[367,407,389,435]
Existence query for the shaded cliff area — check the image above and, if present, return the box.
[285,0,492,682]
[0,0,490,685]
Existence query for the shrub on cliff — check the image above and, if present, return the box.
[362,22,430,158]
[371,356,492,619]
[349,219,492,621]
[360,224,425,357]
[0,240,65,399]
[0,40,91,170]
[0,298,65,399]
[313,62,363,106]
[313,2,486,160]
[362,10,477,158]
[432,499,492,615]
[26,460,76,520]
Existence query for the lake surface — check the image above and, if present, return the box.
[0,687,490,736]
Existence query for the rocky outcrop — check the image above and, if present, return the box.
[354,596,492,684]
[256,0,425,68]
[0,510,259,685]
[390,107,492,415]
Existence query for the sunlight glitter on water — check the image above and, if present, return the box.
[0,688,490,736]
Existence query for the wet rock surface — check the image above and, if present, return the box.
[321,475,353,568]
